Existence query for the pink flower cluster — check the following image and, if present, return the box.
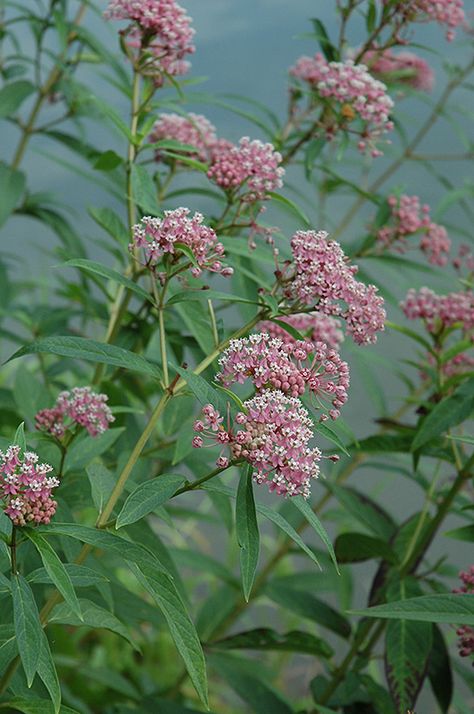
[378,195,451,266]
[149,113,217,162]
[35,387,114,438]
[453,565,474,661]
[453,244,474,275]
[207,137,285,200]
[193,391,322,498]
[401,287,474,333]
[387,0,465,40]
[286,230,386,345]
[105,0,195,79]
[0,446,59,526]
[290,54,394,156]
[131,208,233,278]
[361,49,434,91]
[260,313,344,352]
[217,332,349,420]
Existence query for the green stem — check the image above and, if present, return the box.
[11,2,88,170]
[10,527,17,575]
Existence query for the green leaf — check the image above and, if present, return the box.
[0,699,80,714]
[366,0,377,32]
[385,607,432,712]
[310,19,338,61]
[236,467,260,601]
[267,191,310,227]
[291,496,339,572]
[160,150,208,171]
[132,561,209,708]
[175,366,229,415]
[50,599,137,651]
[167,288,257,306]
[66,428,125,472]
[0,80,35,118]
[385,320,433,352]
[351,593,474,625]
[88,206,129,246]
[131,164,160,215]
[116,474,185,528]
[313,421,350,457]
[25,530,82,620]
[11,574,42,686]
[412,378,474,451]
[0,162,26,228]
[428,625,453,713]
[85,463,116,516]
[93,150,123,171]
[37,631,61,714]
[64,258,154,304]
[444,524,474,542]
[203,481,321,569]
[210,627,333,658]
[209,652,293,714]
[327,484,396,540]
[13,422,26,452]
[28,563,108,587]
[8,336,162,380]
[335,532,398,564]
[264,581,351,638]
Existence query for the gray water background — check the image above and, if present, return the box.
[1,1,473,711]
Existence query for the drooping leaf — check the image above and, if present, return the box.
[37,631,61,714]
[210,627,333,658]
[0,162,26,228]
[85,463,116,516]
[427,625,453,713]
[335,532,398,564]
[49,599,137,651]
[8,336,162,380]
[0,80,35,117]
[64,259,153,304]
[412,378,474,451]
[327,484,397,540]
[25,530,82,619]
[11,574,42,686]
[291,496,339,572]
[236,467,260,601]
[351,593,474,625]
[116,474,185,528]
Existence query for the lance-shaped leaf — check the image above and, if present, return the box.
[335,532,398,564]
[64,258,153,304]
[25,530,82,620]
[8,336,162,380]
[37,631,61,714]
[11,574,42,686]
[412,377,474,451]
[352,593,474,625]
[0,698,80,714]
[385,615,432,712]
[49,599,137,651]
[116,473,185,528]
[291,495,339,572]
[236,467,260,601]
[210,627,333,658]
[428,625,453,714]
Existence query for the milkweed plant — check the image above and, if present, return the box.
[0,1,473,713]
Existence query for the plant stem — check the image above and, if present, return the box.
[10,527,17,575]
[11,2,88,170]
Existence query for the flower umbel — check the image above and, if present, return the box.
[193,390,322,498]
[35,387,114,439]
[131,208,233,278]
[149,112,217,162]
[0,446,59,526]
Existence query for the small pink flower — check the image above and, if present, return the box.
[35,387,114,438]
[131,208,233,278]
[361,49,434,91]
[386,0,465,40]
[289,55,394,155]
[0,446,59,526]
[401,287,474,333]
[208,137,284,201]
[285,230,386,345]
[149,113,217,162]
[104,0,195,80]
[260,314,344,351]
[193,390,322,499]
[453,565,474,662]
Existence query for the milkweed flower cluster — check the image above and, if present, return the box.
[401,287,474,333]
[193,391,322,498]
[453,566,474,662]
[260,313,344,351]
[360,49,434,91]
[217,332,349,420]
[131,208,233,278]
[386,0,465,41]
[207,137,285,201]
[0,446,59,526]
[377,195,451,266]
[289,54,394,156]
[104,0,195,80]
[35,387,114,438]
[284,230,386,345]
[149,113,217,162]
